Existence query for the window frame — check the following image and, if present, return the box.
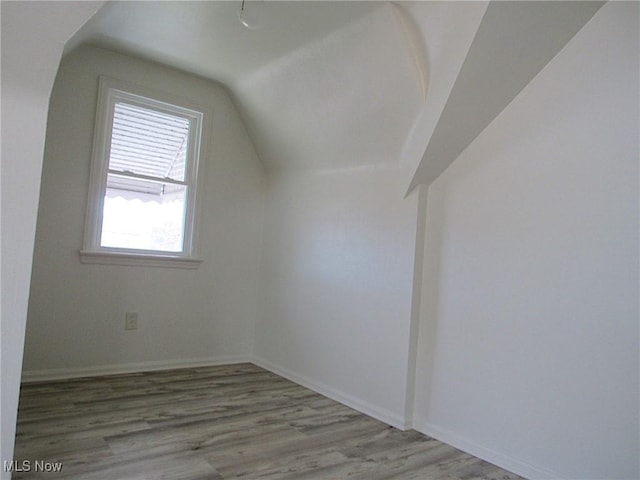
[80,76,206,268]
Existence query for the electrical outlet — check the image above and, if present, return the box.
[125,312,138,330]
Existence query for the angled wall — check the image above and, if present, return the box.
[254,166,421,427]
[9,4,638,480]
[248,1,428,428]
[1,2,105,474]
[413,3,639,478]
[408,1,603,191]
[23,46,265,379]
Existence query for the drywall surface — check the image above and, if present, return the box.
[408,1,604,191]
[66,2,425,174]
[234,3,423,172]
[0,2,105,474]
[254,167,419,427]
[398,1,487,175]
[414,3,639,479]
[23,46,264,375]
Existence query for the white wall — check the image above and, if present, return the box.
[7,4,638,480]
[398,1,487,181]
[254,166,420,427]
[22,46,264,378]
[0,2,105,475]
[413,3,639,479]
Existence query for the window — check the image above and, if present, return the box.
[80,77,205,268]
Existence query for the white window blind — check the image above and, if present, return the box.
[80,77,205,268]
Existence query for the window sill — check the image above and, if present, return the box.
[79,250,203,269]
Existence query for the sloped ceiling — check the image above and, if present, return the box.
[66,2,381,86]
[66,1,428,172]
[234,3,426,171]
[66,1,603,180]
[407,0,604,191]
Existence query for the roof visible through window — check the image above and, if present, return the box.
[107,102,190,196]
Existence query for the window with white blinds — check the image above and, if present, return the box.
[80,77,205,268]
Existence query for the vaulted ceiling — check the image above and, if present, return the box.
[66,1,603,187]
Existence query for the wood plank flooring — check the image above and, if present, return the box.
[13,364,523,479]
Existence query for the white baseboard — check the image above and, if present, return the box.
[416,420,558,480]
[23,355,409,430]
[21,355,251,383]
[21,356,559,479]
[252,356,409,430]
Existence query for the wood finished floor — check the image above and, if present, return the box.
[14,364,524,480]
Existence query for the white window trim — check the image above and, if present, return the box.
[80,76,207,268]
